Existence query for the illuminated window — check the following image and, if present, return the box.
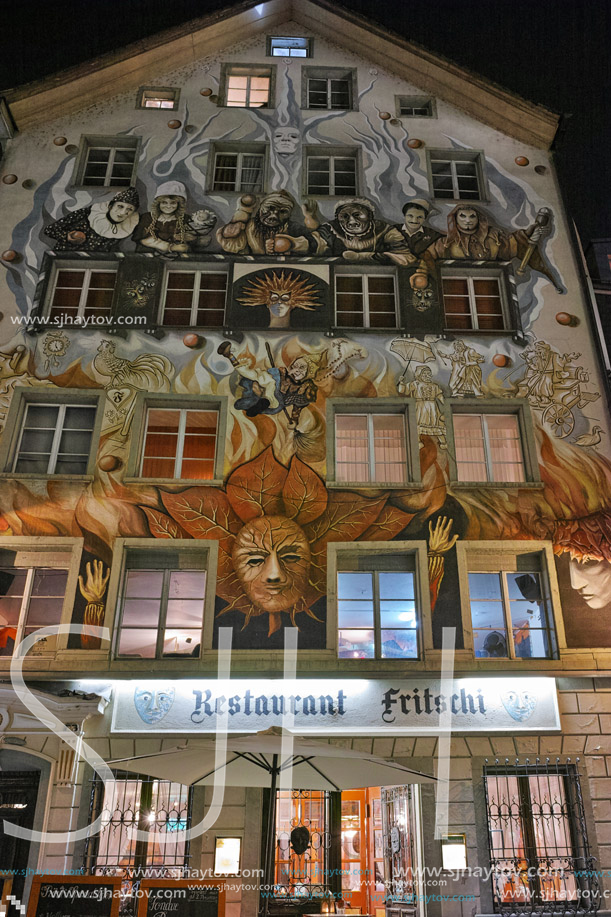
[116,552,207,658]
[137,87,179,110]
[268,36,311,57]
[468,557,556,660]
[453,413,525,483]
[337,554,419,659]
[221,66,273,108]
[442,270,507,331]
[335,413,408,483]
[0,559,68,657]
[140,408,218,481]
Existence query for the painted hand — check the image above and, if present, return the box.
[78,560,110,604]
[428,516,459,555]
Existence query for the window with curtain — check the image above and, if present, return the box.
[335,272,397,328]
[139,407,218,480]
[453,412,525,482]
[161,271,227,327]
[13,402,97,475]
[337,554,418,659]
[0,561,68,657]
[48,267,117,323]
[306,153,357,195]
[224,68,272,107]
[212,150,265,192]
[468,555,556,659]
[484,763,596,913]
[334,413,408,483]
[116,552,207,658]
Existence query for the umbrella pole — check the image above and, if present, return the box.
[261,754,279,917]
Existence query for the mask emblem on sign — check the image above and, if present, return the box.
[501,689,537,722]
[134,686,175,724]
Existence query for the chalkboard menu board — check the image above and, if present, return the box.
[138,881,225,917]
[27,877,122,917]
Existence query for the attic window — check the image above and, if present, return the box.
[396,95,435,118]
[137,87,180,110]
[268,36,311,57]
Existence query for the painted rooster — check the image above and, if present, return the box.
[94,339,173,434]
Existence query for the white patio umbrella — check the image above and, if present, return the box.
[109,727,435,914]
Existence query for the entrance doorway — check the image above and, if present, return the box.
[341,788,385,916]
[0,771,41,910]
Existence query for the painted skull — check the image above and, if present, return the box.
[232,515,311,615]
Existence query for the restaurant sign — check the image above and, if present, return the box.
[110,677,560,735]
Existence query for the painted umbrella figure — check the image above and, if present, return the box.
[391,337,437,388]
[109,726,436,915]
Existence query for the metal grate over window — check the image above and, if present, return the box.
[484,758,599,915]
[274,789,331,898]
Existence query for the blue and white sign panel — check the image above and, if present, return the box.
[110,677,560,735]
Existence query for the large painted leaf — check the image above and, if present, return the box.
[141,507,189,540]
[359,503,414,541]
[281,455,327,524]
[305,491,390,547]
[226,447,288,521]
[161,488,241,549]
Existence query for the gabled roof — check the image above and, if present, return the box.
[3,0,559,148]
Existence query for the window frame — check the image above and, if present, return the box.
[125,393,227,485]
[327,541,432,659]
[303,145,360,198]
[455,540,566,663]
[426,148,487,202]
[0,537,84,661]
[334,266,399,330]
[45,263,118,323]
[218,63,276,109]
[136,86,180,110]
[267,36,312,58]
[326,398,420,488]
[71,134,140,189]
[138,405,220,481]
[0,388,105,480]
[208,141,268,194]
[440,265,514,333]
[106,538,219,665]
[444,399,540,486]
[481,760,598,914]
[301,67,357,111]
[159,264,229,327]
[395,95,436,118]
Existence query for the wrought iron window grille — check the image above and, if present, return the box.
[484,757,600,915]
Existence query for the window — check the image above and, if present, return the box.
[48,267,117,323]
[85,773,190,876]
[335,413,408,483]
[453,413,525,483]
[337,554,418,659]
[428,150,484,200]
[211,148,265,193]
[484,762,596,912]
[13,402,97,475]
[275,791,328,895]
[396,95,435,117]
[306,151,357,196]
[137,87,179,109]
[220,65,273,108]
[335,271,398,328]
[268,36,311,57]
[140,407,218,480]
[77,136,139,188]
[161,269,227,326]
[303,68,355,110]
[0,556,68,657]
[442,271,506,331]
[468,557,556,659]
[116,551,207,658]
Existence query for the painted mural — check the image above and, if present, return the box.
[0,33,610,657]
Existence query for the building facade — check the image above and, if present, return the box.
[1,2,611,916]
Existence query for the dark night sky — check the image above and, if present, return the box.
[1,0,609,243]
